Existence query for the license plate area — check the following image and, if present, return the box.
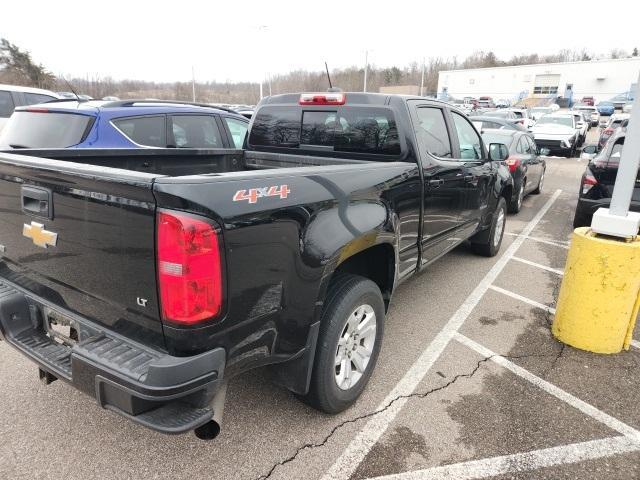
[43,307,78,346]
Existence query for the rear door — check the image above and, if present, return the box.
[0,154,164,348]
[408,101,466,264]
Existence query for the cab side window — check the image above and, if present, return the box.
[451,111,482,160]
[224,117,248,149]
[415,107,451,158]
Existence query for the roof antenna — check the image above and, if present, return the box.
[62,77,80,100]
[324,61,333,89]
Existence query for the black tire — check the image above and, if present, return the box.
[301,274,385,414]
[470,196,507,257]
[572,209,591,229]
[532,168,545,194]
[508,181,524,213]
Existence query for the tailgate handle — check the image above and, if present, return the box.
[21,186,53,220]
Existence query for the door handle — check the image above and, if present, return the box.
[428,179,444,188]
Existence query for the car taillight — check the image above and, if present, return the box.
[157,211,222,325]
[299,93,346,105]
[581,171,598,195]
[25,107,49,113]
[505,156,521,173]
[603,128,614,135]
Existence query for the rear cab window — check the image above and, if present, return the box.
[0,111,94,148]
[249,105,401,159]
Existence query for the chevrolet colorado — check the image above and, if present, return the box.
[0,92,513,438]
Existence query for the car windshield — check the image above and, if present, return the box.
[536,116,573,127]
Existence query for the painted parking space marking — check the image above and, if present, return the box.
[320,190,563,480]
[504,232,570,249]
[455,333,640,442]
[488,285,557,315]
[511,256,565,275]
[631,339,640,350]
[364,437,640,480]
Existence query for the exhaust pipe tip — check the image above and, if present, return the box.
[194,420,221,441]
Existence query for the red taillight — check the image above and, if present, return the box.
[157,211,222,325]
[504,156,521,173]
[25,107,49,113]
[581,171,597,194]
[299,93,346,105]
[603,128,614,135]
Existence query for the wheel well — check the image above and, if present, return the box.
[501,184,513,202]
[333,244,395,308]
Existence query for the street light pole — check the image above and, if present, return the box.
[191,66,196,102]
[363,50,368,92]
[420,58,425,97]
[590,72,640,238]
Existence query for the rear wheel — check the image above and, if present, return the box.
[508,181,525,213]
[301,274,384,413]
[532,168,545,194]
[470,197,507,257]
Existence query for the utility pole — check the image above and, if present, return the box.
[259,81,263,100]
[363,50,368,92]
[420,58,425,97]
[191,66,196,102]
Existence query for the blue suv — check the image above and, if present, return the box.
[0,100,250,150]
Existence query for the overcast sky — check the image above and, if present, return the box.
[2,0,637,84]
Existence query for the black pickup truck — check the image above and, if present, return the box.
[0,93,513,438]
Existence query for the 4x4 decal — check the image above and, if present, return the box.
[233,185,290,204]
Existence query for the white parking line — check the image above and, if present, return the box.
[364,437,640,480]
[504,232,570,249]
[320,190,563,480]
[488,285,557,315]
[631,339,640,350]
[455,333,640,442]
[511,256,564,275]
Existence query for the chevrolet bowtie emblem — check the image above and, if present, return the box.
[23,222,58,249]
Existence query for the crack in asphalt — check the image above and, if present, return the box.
[254,352,559,480]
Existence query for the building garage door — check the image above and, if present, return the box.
[533,74,560,96]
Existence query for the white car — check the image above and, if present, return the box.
[567,111,588,146]
[508,108,536,130]
[529,106,554,121]
[530,113,578,157]
[573,105,600,127]
[0,84,60,132]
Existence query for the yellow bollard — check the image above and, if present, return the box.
[552,227,640,354]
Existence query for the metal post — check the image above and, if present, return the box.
[420,58,425,97]
[363,50,368,92]
[259,81,263,100]
[191,66,196,102]
[590,72,640,237]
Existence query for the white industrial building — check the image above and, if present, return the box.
[437,57,640,103]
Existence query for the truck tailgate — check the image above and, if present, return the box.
[0,153,165,349]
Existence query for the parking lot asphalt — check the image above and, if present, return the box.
[1,127,639,480]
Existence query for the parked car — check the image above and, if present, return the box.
[530,113,578,157]
[478,96,495,108]
[598,113,630,150]
[609,92,633,110]
[529,106,553,121]
[622,101,633,113]
[572,104,600,126]
[470,116,528,132]
[0,84,60,132]
[0,92,513,437]
[507,108,536,130]
[581,96,595,106]
[597,101,615,116]
[0,100,250,150]
[481,129,548,213]
[573,131,639,227]
[568,111,589,146]
[495,99,510,108]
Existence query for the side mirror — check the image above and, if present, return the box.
[489,143,509,161]
[539,147,551,156]
[582,144,597,154]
